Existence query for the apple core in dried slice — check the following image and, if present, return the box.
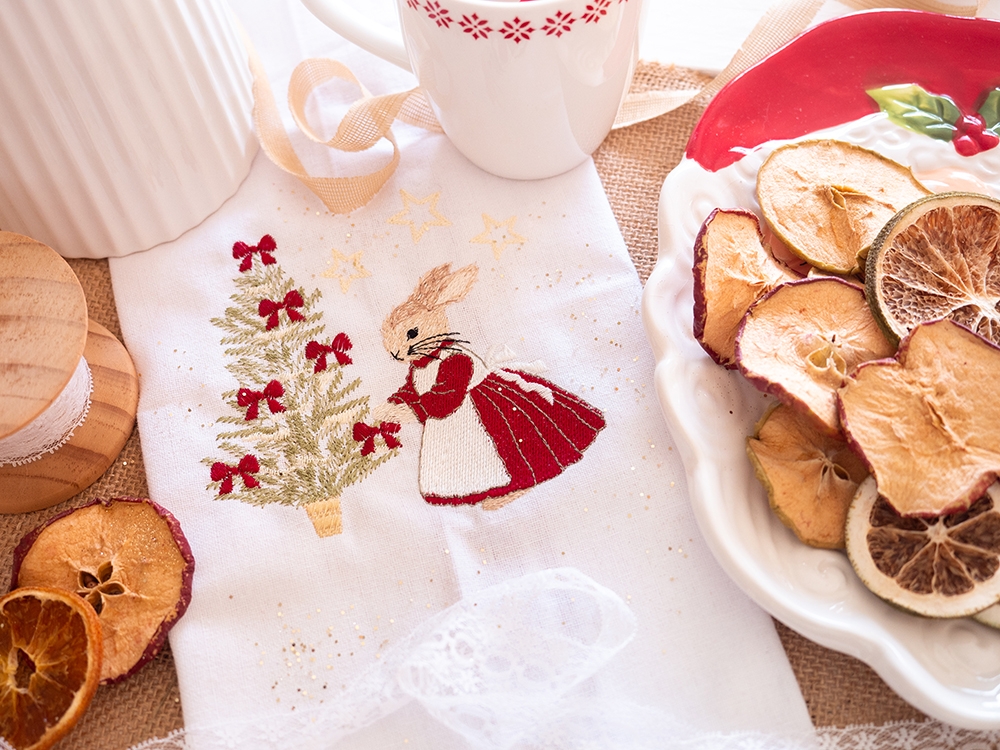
[11,498,194,684]
[866,192,1000,346]
[838,318,1000,517]
[736,277,895,434]
[757,140,929,274]
[693,208,796,368]
[747,403,868,549]
[0,586,102,750]
[846,477,1000,618]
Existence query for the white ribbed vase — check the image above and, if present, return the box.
[0,0,257,258]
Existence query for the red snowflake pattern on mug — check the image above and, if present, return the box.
[423,1,454,28]
[582,0,611,23]
[459,13,492,39]
[542,11,575,36]
[501,17,534,43]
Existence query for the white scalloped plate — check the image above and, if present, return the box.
[642,10,1000,730]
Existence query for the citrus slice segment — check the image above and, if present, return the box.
[866,191,1000,346]
[838,318,1000,516]
[736,277,895,434]
[747,403,868,549]
[846,477,1000,618]
[756,140,929,274]
[12,498,194,684]
[0,586,102,750]
[693,208,797,368]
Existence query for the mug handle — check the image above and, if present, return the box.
[301,0,412,72]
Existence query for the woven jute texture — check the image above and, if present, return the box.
[0,61,930,749]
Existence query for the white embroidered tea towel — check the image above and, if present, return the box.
[107,1,814,746]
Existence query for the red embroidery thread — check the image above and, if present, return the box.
[210,454,261,495]
[352,421,402,456]
[305,333,353,372]
[236,380,286,420]
[258,290,305,330]
[233,235,277,273]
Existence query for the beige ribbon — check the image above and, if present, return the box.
[246,0,985,214]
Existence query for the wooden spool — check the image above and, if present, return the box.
[0,232,138,513]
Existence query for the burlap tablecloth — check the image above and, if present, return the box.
[3,62,929,750]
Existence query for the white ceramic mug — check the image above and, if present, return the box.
[0,0,256,258]
[303,0,643,180]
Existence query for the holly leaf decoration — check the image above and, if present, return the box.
[867,84,961,141]
[979,88,1000,133]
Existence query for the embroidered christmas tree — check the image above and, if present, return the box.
[205,235,396,537]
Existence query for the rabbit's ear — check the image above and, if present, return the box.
[434,263,478,307]
[415,263,478,309]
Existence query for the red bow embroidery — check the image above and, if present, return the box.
[305,333,353,372]
[236,380,286,420]
[233,235,277,272]
[210,454,261,495]
[352,421,402,456]
[258,290,305,330]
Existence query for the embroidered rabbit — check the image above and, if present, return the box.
[371,263,605,510]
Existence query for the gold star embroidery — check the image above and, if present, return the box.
[321,248,371,293]
[386,190,451,244]
[470,214,527,259]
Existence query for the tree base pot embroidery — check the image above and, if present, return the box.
[371,262,605,509]
[204,235,397,538]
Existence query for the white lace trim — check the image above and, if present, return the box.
[64,718,1000,750]
[0,357,92,466]
[5,569,996,750]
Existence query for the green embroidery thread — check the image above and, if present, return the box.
[205,236,396,537]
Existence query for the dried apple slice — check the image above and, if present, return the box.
[866,192,1000,346]
[736,277,895,434]
[11,498,194,684]
[974,603,1000,629]
[757,140,929,274]
[846,477,1000,618]
[693,208,796,368]
[747,403,868,549]
[838,318,1000,517]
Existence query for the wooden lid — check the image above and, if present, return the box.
[0,232,88,440]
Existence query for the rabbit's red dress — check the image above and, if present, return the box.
[386,344,605,505]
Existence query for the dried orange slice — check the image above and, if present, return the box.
[12,498,194,684]
[866,192,1000,346]
[747,403,868,549]
[846,477,1000,618]
[0,587,102,750]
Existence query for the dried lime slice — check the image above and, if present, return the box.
[866,191,1000,346]
[12,498,194,684]
[736,277,895,434]
[693,208,796,368]
[757,140,929,274]
[847,477,1000,618]
[747,403,868,549]
[838,318,1000,517]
